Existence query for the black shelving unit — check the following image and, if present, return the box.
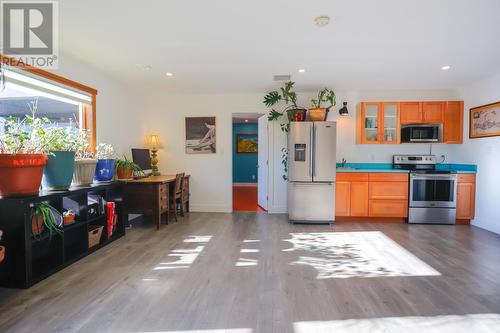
[0,183,125,288]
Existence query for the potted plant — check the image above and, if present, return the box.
[0,113,50,197]
[115,156,142,180]
[72,130,98,187]
[0,230,5,264]
[63,210,76,225]
[94,143,116,182]
[264,81,307,129]
[41,126,80,191]
[31,202,63,238]
[309,88,336,121]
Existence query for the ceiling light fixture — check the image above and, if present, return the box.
[298,69,306,73]
[244,119,249,123]
[314,15,330,27]
[165,72,174,77]
[441,65,451,71]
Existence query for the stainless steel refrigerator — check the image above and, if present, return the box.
[288,121,336,224]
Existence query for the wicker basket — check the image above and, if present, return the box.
[88,225,104,248]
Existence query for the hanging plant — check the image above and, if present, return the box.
[31,202,63,239]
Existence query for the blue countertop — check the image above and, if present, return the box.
[336,163,477,174]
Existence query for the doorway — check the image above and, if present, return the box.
[232,113,267,212]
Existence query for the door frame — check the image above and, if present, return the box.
[229,112,268,212]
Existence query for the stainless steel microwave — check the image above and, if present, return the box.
[401,124,442,143]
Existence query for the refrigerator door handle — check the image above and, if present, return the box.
[309,126,313,177]
[313,124,317,177]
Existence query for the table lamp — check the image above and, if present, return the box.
[148,134,161,176]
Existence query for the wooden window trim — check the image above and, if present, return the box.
[1,53,98,151]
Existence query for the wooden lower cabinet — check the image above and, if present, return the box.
[456,174,476,220]
[336,173,407,218]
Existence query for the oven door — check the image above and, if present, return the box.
[409,174,457,208]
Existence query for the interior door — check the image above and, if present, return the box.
[313,122,336,182]
[257,115,268,210]
[288,122,313,182]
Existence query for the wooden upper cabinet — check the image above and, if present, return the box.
[381,102,400,144]
[400,102,422,124]
[444,101,464,144]
[359,102,400,144]
[360,102,382,144]
[422,102,445,123]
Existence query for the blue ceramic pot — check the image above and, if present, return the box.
[94,159,115,182]
[42,151,76,190]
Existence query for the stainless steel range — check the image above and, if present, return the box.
[393,155,457,224]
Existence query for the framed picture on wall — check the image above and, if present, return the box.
[236,133,258,154]
[469,102,500,139]
[185,117,216,154]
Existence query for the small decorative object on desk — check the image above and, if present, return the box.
[94,143,116,182]
[115,156,142,180]
[63,210,76,225]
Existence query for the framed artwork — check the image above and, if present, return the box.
[469,102,500,139]
[185,117,216,154]
[236,133,258,154]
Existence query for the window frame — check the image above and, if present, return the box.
[1,53,98,151]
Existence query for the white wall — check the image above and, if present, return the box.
[452,73,500,234]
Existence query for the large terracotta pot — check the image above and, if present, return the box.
[0,154,48,197]
[73,159,98,187]
[0,246,5,264]
[308,108,329,121]
[286,108,307,122]
[116,166,134,180]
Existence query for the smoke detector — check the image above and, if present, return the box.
[314,15,330,27]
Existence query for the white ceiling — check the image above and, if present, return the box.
[59,0,500,93]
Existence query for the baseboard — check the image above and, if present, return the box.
[190,204,232,213]
[233,183,257,187]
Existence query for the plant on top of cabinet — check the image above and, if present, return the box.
[115,156,143,180]
[73,130,98,187]
[0,109,50,197]
[94,143,116,182]
[309,88,336,121]
[264,81,307,131]
[40,125,81,191]
[31,202,63,239]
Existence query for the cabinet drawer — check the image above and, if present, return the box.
[337,173,369,182]
[369,182,408,200]
[368,173,408,182]
[458,174,475,183]
[369,200,408,217]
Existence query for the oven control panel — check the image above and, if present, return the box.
[393,155,436,165]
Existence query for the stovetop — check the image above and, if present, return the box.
[410,170,457,174]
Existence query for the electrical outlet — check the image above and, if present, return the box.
[252,175,256,180]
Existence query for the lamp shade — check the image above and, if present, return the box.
[147,134,161,150]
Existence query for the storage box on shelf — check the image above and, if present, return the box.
[358,101,464,144]
[0,183,125,288]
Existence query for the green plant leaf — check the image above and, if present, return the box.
[263,91,281,107]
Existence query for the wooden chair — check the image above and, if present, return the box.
[169,173,184,222]
[180,176,189,217]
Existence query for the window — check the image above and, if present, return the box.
[0,58,97,149]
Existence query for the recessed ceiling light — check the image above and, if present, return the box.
[314,15,330,27]
[244,119,249,123]
[298,69,306,73]
[135,63,152,71]
[441,65,451,71]
[165,72,174,77]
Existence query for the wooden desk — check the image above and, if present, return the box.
[122,175,190,229]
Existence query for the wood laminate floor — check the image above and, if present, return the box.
[1,213,500,333]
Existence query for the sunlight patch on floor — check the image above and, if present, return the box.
[140,329,252,333]
[283,231,440,279]
[294,314,500,333]
[153,236,212,271]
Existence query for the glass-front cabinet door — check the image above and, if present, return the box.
[381,102,399,144]
[362,103,380,144]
